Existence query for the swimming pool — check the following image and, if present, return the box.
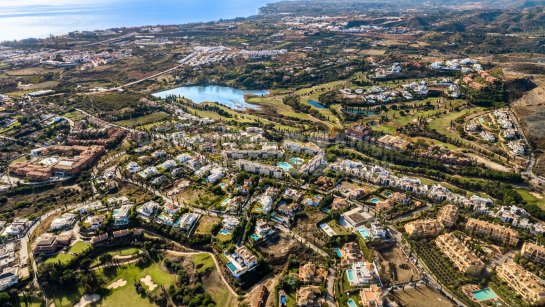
[219,229,231,236]
[347,299,358,307]
[346,269,354,282]
[219,183,226,188]
[280,294,287,306]
[226,262,238,272]
[472,288,498,301]
[358,228,370,239]
[290,157,304,165]
[334,248,343,258]
[251,234,261,241]
[307,99,326,109]
[370,197,380,204]
[277,162,293,171]
[384,191,392,197]
[221,198,232,206]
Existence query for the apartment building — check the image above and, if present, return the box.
[404,219,444,238]
[465,218,519,246]
[435,233,484,275]
[235,159,283,178]
[521,242,545,264]
[437,204,458,228]
[496,262,545,306]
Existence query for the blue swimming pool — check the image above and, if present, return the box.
[347,299,358,307]
[221,198,231,206]
[226,262,237,272]
[251,234,261,241]
[334,248,343,258]
[280,294,287,305]
[384,191,392,197]
[370,197,380,204]
[358,228,370,239]
[219,229,231,236]
[346,269,354,282]
[277,162,293,171]
[307,99,326,109]
[472,288,498,301]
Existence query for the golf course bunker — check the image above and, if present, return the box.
[140,275,157,291]
[74,294,100,307]
[107,278,127,289]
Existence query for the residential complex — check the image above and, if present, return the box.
[404,219,444,238]
[465,218,519,246]
[435,233,484,275]
[496,262,545,305]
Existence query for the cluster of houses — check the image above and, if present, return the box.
[330,159,496,208]
[430,58,481,73]
[39,49,132,70]
[339,80,428,105]
[0,242,19,291]
[466,109,526,156]
[178,45,288,68]
[462,70,499,91]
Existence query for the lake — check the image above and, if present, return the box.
[153,85,268,110]
[0,0,276,41]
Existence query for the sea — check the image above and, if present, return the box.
[0,0,275,42]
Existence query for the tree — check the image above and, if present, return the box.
[99,253,114,265]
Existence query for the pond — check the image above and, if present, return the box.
[153,85,268,110]
[307,99,326,109]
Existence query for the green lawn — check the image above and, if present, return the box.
[327,219,352,236]
[70,241,91,253]
[45,241,90,265]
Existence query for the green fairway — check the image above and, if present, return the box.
[516,188,545,210]
[96,262,176,307]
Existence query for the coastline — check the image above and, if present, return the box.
[0,0,277,42]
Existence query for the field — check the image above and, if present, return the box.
[389,286,454,307]
[195,215,220,235]
[114,111,170,128]
[191,253,238,307]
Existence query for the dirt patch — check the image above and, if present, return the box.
[140,275,157,291]
[74,294,100,307]
[107,279,127,289]
[258,233,301,263]
[378,246,420,283]
[389,285,454,307]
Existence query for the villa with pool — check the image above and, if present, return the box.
[346,261,378,287]
[224,246,259,278]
